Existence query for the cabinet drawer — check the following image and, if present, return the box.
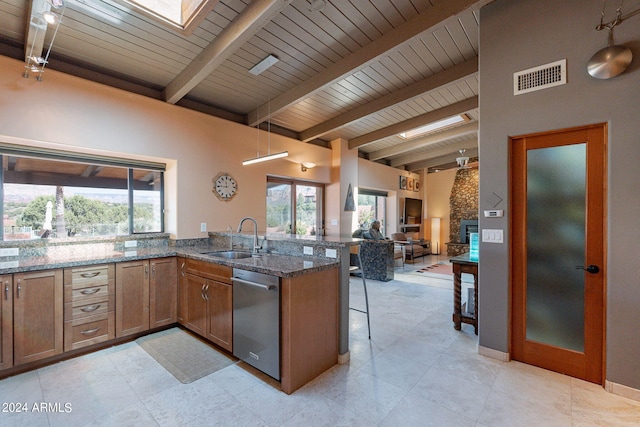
[64,312,114,352]
[64,265,113,286]
[65,283,111,303]
[64,300,110,321]
[186,259,232,284]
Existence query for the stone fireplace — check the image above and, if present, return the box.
[447,167,479,256]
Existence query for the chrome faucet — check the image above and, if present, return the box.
[237,217,260,255]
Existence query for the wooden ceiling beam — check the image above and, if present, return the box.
[246,0,482,127]
[351,97,478,150]
[368,121,478,161]
[163,0,292,104]
[298,58,478,143]
[390,138,478,168]
[404,147,479,172]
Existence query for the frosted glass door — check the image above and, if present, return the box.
[526,143,586,352]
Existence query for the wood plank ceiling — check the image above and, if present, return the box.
[0,0,490,172]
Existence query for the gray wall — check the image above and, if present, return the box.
[479,0,640,388]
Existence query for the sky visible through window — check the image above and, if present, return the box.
[129,0,182,25]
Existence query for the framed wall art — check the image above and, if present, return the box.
[414,180,421,192]
[399,176,407,190]
[407,178,414,191]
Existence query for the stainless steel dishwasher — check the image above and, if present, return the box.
[232,268,280,380]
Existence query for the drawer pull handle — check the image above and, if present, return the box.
[80,272,100,278]
[4,281,8,300]
[81,304,101,312]
[80,288,100,295]
[80,327,101,335]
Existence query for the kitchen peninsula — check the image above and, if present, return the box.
[0,232,355,394]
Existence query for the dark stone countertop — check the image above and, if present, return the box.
[0,244,340,278]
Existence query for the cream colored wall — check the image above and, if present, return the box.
[0,56,331,238]
[357,158,422,238]
[425,169,456,250]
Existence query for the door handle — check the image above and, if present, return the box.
[576,265,600,274]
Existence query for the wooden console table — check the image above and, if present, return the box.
[450,253,478,335]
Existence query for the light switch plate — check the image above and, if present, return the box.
[482,229,504,243]
[124,240,137,248]
[325,248,337,258]
[303,246,313,255]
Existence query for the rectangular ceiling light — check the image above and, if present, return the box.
[399,115,468,139]
[242,151,288,166]
[249,54,279,75]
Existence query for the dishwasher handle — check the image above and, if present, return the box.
[232,277,276,291]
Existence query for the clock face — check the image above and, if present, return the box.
[213,173,238,201]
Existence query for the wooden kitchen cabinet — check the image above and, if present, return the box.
[0,275,12,370]
[13,269,63,366]
[181,259,233,352]
[204,279,232,350]
[183,273,208,336]
[115,260,149,337]
[63,264,115,351]
[149,257,177,328]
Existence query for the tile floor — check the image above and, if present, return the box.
[1,256,639,426]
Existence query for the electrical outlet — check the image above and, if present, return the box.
[325,248,337,258]
[303,246,313,255]
[201,223,207,232]
[0,247,19,257]
[124,240,137,248]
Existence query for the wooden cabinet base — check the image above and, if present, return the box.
[280,267,338,394]
[64,312,115,351]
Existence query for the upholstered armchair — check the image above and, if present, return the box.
[391,232,430,263]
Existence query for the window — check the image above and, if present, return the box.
[1,148,164,240]
[357,189,387,236]
[266,177,323,236]
[123,0,218,34]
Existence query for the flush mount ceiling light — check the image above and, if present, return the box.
[249,54,279,76]
[399,115,468,139]
[301,162,316,172]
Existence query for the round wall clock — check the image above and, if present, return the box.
[212,172,238,201]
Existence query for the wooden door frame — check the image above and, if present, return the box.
[509,123,607,385]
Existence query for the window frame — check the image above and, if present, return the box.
[0,146,165,240]
[266,176,325,236]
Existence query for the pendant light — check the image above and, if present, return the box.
[242,100,288,165]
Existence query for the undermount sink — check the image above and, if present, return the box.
[203,250,254,259]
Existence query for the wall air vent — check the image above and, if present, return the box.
[514,59,566,95]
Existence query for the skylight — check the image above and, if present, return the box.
[124,0,217,33]
[399,115,468,139]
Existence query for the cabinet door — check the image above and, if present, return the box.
[205,280,233,352]
[177,258,187,324]
[149,257,177,328]
[115,260,149,337]
[183,273,207,337]
[13,270,63,365]
[0,275,13,370]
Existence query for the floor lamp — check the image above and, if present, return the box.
[431,218,441,255]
